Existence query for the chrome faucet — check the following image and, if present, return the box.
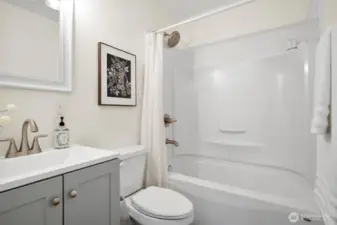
[166,138,179,147]
[1,119,47,158]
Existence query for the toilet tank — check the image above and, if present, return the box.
[117,145,147,198]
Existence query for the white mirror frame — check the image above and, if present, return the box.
[0,0,74,92]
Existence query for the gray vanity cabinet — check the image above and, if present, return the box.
[0,176,63,225]
[0,160,120,225]
[64,160,120,225]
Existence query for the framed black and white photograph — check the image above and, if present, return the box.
[98,42,136,106]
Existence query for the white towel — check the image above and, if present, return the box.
[311,28,332,134]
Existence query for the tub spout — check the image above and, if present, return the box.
[166,139,179,147]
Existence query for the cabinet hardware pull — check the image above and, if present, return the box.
[69,190,78,198]
[52,198,61,206]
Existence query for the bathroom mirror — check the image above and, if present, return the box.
[0,0,73,92]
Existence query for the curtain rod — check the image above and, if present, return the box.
[153,0,256,33]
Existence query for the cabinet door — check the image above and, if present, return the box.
[0,176,63,225]
[64,160,120,225]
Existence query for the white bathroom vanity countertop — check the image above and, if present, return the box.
[0,145,119,192]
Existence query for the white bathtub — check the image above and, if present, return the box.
[169,156,324,225]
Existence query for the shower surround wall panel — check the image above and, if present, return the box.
[169,20,319,185]
[165,20,321,225]
[195,51,313,178]
[163,48,195,162]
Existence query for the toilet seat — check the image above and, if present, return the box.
[132,186,193,220]
[125,187,194,225]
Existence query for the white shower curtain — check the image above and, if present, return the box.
[141,32,168,188]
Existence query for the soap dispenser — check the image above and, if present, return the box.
[54,116,70,149]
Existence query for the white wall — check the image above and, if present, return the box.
[0,1,59,81]
[321,0,337,31]
[0,0,172,156]
[314,0,337,222]
[168,0,312,47]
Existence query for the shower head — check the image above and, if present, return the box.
[165,31,181,48]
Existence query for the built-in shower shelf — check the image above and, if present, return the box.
[205,140,264,148]
[219,128,246,134]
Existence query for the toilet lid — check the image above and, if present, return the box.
[131,186,193,220]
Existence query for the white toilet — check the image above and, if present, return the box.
[118,146,194,225]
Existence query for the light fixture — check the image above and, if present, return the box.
[45,0,60,11]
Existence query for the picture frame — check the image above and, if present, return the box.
[98,42,137,106]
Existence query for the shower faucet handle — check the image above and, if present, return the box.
[164,114,177,127]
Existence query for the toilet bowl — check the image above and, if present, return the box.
[116,146,194,225]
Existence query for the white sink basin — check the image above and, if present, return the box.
[0,145,119,192]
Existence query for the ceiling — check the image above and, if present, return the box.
[1,0,59,21]
[156,0,244,22]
